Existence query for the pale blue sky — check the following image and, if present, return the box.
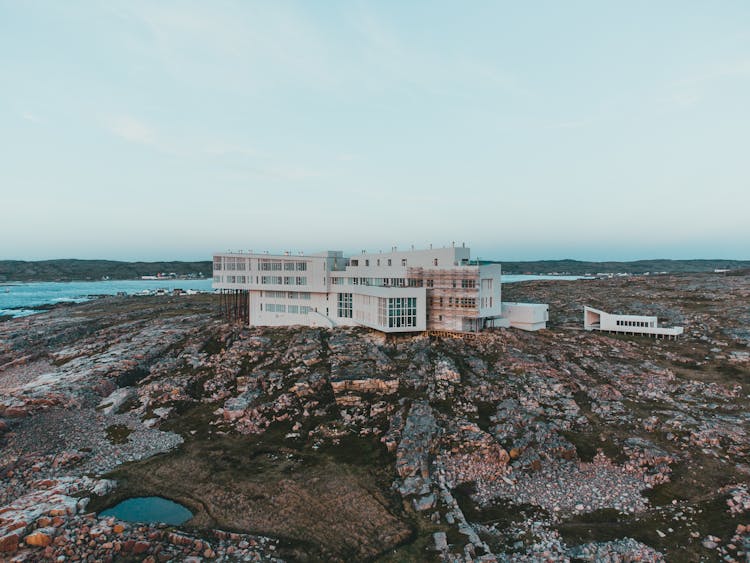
[1,1,748,261]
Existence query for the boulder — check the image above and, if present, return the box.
[24,529,53,547]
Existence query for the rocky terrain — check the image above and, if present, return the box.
[0,274,748,562]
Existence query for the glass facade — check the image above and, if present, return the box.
[337,293,353,318]
[387,297,417,328]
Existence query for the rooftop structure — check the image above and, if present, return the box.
[583,306,684,339]
[213,244,547,333]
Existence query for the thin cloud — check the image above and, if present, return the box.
[204,143,263,158]
[548,120,588,129]
[21,112,43,124]
[105,115,159,147]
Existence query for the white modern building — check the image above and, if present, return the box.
[212,244,548,334]
[501,302,549,331]
[583,306,684,339]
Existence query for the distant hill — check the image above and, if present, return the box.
[0,259,212,282]
[1,257,748,283]
[492,258,750,275]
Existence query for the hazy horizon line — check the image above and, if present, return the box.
[3,255,749,264]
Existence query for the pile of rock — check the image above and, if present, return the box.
[567,537,665,562]
[435,420,510,496]
[0,476,113,554]
[395,401,439,511]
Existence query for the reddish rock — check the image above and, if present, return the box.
[7,521,28,533]
[113,524,125,534]
[25,531,52,547]
[0,533,19,553]
[133,541,150,554]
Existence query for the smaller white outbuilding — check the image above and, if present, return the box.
[501,302,549,331]
[583,306,683,339]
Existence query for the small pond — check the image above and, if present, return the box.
[99,496,193,525]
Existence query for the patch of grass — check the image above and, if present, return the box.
[560,430,625,463]
[452,482,546,525]
[200,336,224,356]
[106,424,132,444]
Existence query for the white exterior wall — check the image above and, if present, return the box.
[213,252,339,294]
[350,246,472,269]
[478,264,503,318]
[501,302,549,331]
[351,286,426,332]
[251,291,331,328]
[599,312,656,331]
[583,306,683,337]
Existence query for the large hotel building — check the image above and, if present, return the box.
[212,244,547,333]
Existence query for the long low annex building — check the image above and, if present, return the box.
[212,244,549,334]
[583,306,684,339]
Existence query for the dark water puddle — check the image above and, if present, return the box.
[99,496,192,525]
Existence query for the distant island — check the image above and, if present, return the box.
[493,258,750,275]
[0,259,211,283]
[1,258,748,283]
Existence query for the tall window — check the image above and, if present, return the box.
[378,298,387,326]
[337,293,353,318]
[388,297,417,328]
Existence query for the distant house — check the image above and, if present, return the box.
[583,306,683,339]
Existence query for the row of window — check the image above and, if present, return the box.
[259,260,308,271]
[212,276,310,286]
[263,291,311,300]
[349,257,444,267]
[214,259,309,272]
[260,276,308,285]
[217,257,247,271]
[425,278,477,288]
[428,296,477,308]
[616,319,652,328]
[330,276,479,289]
[263,303,313,314]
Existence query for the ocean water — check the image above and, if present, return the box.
[0,279,213,318]
[502,274,587,283]
[0,275,587,318]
